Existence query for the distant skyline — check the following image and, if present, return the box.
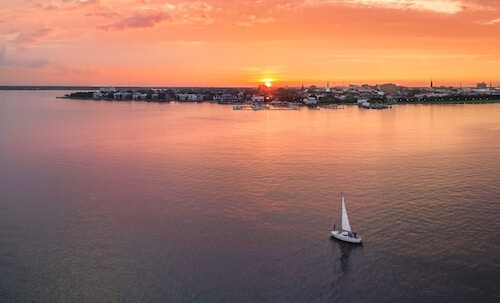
[1,0,499,87]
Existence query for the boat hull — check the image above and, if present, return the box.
[331,230,362,244]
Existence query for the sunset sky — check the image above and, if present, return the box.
[1,0,499,87]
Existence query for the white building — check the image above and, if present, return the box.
[251,95,265,102]
[100,87,116,93]
[303,96,318,104]
[177,93,202,101]
[114,92,131,99]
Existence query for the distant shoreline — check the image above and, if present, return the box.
[59,95,500,105]
[0,86,101,91]
[56,96,171,103]
[3,86,499,106]
[0,86,252,91]
[392,100,500,105]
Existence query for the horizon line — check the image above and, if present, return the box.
[0,84,498,90]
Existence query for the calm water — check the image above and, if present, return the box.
[0,91,499,302]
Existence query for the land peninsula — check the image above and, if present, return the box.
[61,83,500,108]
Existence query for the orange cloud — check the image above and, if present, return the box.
[483,17,500,24]
[237,15,276,27]
[285,0,471,14]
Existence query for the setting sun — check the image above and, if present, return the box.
[262,78,274,87]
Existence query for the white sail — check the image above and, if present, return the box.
[341,193,352,232]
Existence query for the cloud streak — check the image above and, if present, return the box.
[97,1,214,31]
[98,11,172,30]
[483,17,500,25]
[298,0,467,14]
[10,27,57,48]
[237,15,276,27]
[29,0,101,11]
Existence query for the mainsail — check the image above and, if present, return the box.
[341,192,352,232]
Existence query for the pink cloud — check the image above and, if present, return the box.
[96,1,216,30]
[97,11,172,31]
[11,27,56,47]
[85,11,121,18]
[29,0,101,11]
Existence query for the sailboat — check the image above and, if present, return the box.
[330,192,362,244]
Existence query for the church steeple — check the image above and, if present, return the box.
[430,79,433,88]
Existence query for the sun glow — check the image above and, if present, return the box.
[262,78,274,87]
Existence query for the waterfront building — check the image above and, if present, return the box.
[378,83,397,94]
[132,92,147,100]
[251,95,265,102]
[218,94,240,104]
[177,93,202,101]
[303,96,318,104]
[114,92,131,99]
[93,91,104,99]
[100,86,116,93]
[477,82,487,89]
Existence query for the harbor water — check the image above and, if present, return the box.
[0,91,499,302]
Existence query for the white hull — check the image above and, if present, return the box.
[331,230,362,244]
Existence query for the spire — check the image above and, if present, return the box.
[430,79,433,88]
